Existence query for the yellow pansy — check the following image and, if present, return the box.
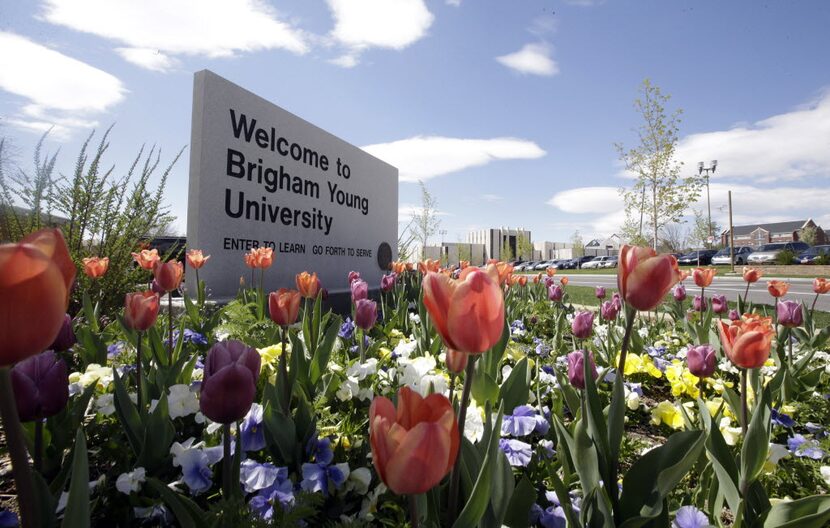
[619,352,663,378]
[378,347,393,360]
[257,344,283,368]
[507,343,527,362]
[665,360,700,399]
[651,400,684,429]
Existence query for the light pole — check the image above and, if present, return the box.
[698,160,717,247]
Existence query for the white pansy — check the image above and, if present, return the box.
[94,394,115,415]
[768,443,790,465]
[168,384,200,419]
[357,388,374,401]
[347,358,378,380]
[625,388,640,410]
[408,313,421,325]
[637,327,649,339]
[347,467,372,495]
[393,338,417,359]
[116,467,146,495]
[336,378,360,402]
[820,466,830,486]
[720,417,742,446]
[464,404,484,443]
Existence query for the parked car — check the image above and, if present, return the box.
[582,256,614,269]
[514,261,537,272]
[677,249,718,266]
[601,256,618,268]
[747,241,811,264]
[533,260,557,270]
[556,258,578,270]
[711,247,754,265]
[797,245,830,264]
[575,255,596,268]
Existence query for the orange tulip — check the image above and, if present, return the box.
[369,386,459,495]
[422,268,504,354]
[405,262,414,272]
[494,262,513,285]
[254,247,274,269]
[742,267,762,284]
[692,267,716,288]
[546,267,556,277]
[767,280,789,298]
[560,277,569,286]
[244,250,257,269]
[459,260,470,270]
[186,249,210,269]
[717,314,775,369]
[124,291,160,332]
[269,289,302,326]
[82,256,109,279]
[295,271,321,299]
[617,245,682,311]
[0,228,75,366]
[153,260,184,292]
[533,273,542,284]
[445,348,468,374]
[813,278,830,294]
[132,248,160,270]
[517,275,528,287]
[418,259,440,275]
[678,270,690,282]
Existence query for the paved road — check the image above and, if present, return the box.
[557,273,830,313]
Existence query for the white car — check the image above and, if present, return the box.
[582,256,613,269]
[711,247,753,265]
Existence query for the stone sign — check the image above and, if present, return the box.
[187,70,398,299]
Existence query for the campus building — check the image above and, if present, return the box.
[720,219,827,247]
[467,227,532,261]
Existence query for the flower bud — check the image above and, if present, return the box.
[153,260,184,293]
[50,314,76,352]
[618,245,682,311]
[11,351,69,421]
[348,271,361,284]
[686,345,716,378]
[355,299,378,331]
[186,249,210,270]
[767,280,789,298]
[199,340,260,424]
[296,271,321,299]
[547,284,563,302]
[381,273,397,292]
[728,309,740,321]
[711,294,728,314]
[595,286,606,299]
[82,256,109,279]
[600,300,619,321]
[693,295,707,312]
[673,283,687,301]
[693,268,716,288]
[269,289,301,327]
[567,350,597,390]
[571,311,594,339]
[351,279,369,303]
[124,291,160,332]
[777,300,803,328]
[445,349,468,374]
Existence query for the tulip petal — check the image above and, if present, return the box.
[199,364,256,423]
[622,254,680,311]
[730,331,772,369]
[384,421,453,495]
[447,270,505,354]
[422,272,458,349]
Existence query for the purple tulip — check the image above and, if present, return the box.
[548,284,564,302]
[544,276,555,288]
[777,300,803,328]
[355,299,378,330]
[728,309,740,321]
[595,286,606,300]
[50,313,76,352]
[600,300,619,321]
[199,340,260,424]
[348,271,361,284]
[11,351,69,422]
[151,278,166,295]
[567,350,597,390]
[351,279,369,303]
[611,292,622,311]
[711,295,728,314]
[380,273,397,292]
[571,311,594,339]
[673,283,687,302]
[693,295,707,312]
[686,345,716,378]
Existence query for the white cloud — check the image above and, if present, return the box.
[115,47,178,72]
[480,194,503,202]
[446,0,462,6]
[328,54,359,69]
[363,136,546,182]
[496,43,558,76]
[326,0,433,66]
[398,203,452,223]
[676,91,830,182]
[40,0,308,70]
[0,31,125,138]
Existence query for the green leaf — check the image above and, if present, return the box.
[81,291,99,333]
[607,374,626,468]
[111,367,144,456]
[309,316,341,386]
[740,387,771,491]
[481,450,514,528]
[498,357,528,414]
[503,476,537,528]
[138,393,175,471]
[263,403,298,466]
[471,372,499,408]
[764,495,830,528]
[619,430,704,522]
[146,478,206,527]
[697,398,741,514]
[61,429,89,528]
[453,406,504,528]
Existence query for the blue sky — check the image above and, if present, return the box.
[1,0,829,246]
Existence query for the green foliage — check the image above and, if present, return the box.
[777,249,797,265]
[0,129,182,318]
[799,225,819,247]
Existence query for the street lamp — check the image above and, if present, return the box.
[698,160,717,247]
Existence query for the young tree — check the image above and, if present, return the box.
[616,79,703,250]
[690,208,721,248]
[660,223,688,252]
[457,241,472,264]
[570,230,585,257]
[500,237,515,262]
[800,225,819,246]
[516,232,534,260]
[410,180,441,260]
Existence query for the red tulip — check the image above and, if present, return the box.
[445,348,468,374]
[153,260,183,293]
[742,267,762,284]
[269,289,301,326]
[296,271,321,299]
[617,245,682,311]
[123,291,160,331]
[369,386,459,495]
[199,340,260,424]
[717,314,775,369]
[82,256,109,279]
[767,280,789,298]
[422,268,504,354]
[0,228,75,366]
[132,248,160,270]
[186,249,210,269]
[692,267,716,288]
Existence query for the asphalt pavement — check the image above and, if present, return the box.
[556,273,830,313]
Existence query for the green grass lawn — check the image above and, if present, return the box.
[564,284,830,327]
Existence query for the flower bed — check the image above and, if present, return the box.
[2,235,830,527]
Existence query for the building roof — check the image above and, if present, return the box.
[726,219,811,237]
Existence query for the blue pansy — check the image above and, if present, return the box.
[672,505,710,528]
[0,510,18,528]
[339,318,355,339]
[241,403,266,452]
[107,341,126,358]
[177,449,215,495]
[787,434,826,459]
[307,436,334,465]
[538,506,566,528]
[771,408,796,428]
[249,469,295,519]
[300,462,349,496]
[499,438,533,467]
[240,460,286,493]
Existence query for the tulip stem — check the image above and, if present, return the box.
[359,329,365,363]
[743,282,751,305]
[34,420,43,473]
[0,367,39,528]
[280,326,290,415]
[409,494,420,528]
[136,331,143,414]
[167,291,173,364]
[740,368,748,435]
[195,268,201,305]
[448,356,477,523]
[811,293,819,319]
[223,422,232,498]
[617,306,637,383]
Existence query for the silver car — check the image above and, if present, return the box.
[711,247,753,265]
[747,242,810,264]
